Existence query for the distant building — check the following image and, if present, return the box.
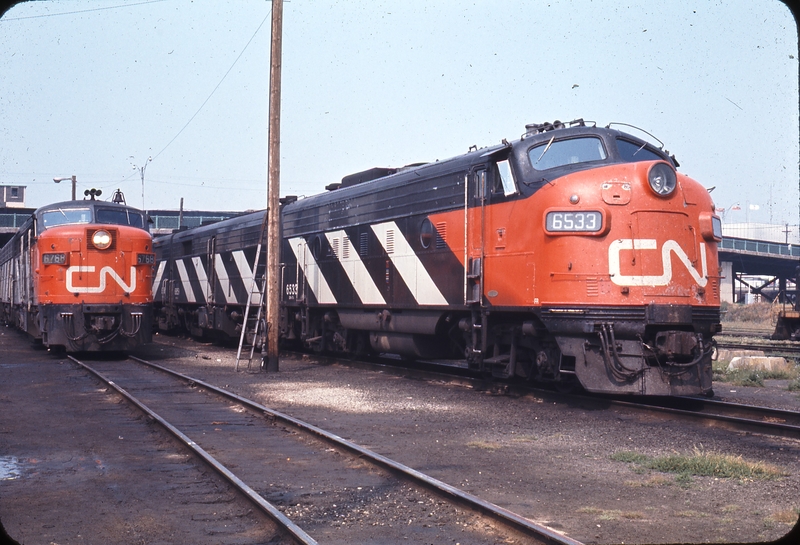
[0,185,25,208]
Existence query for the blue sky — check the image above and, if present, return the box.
[1,0,797,228]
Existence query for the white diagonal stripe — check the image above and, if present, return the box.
[371,221,447,305]
[288,237,336,304]
[325,230,385,305]
[175,259,197,304]
[213,254,238,304]
[192,256,210,303]
[232,250,261,305]
[152,260,166,298]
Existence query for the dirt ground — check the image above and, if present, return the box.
[0,329,287,545]
[2,327,799,544]
[146,333,800,543]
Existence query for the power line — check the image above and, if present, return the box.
[6,1,273,193]
[0,0,169,22]
[150,7,272,163]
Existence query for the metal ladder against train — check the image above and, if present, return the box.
[235,212,269,372]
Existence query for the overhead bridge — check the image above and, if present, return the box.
[718,237,799,304]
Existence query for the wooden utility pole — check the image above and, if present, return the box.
[264,0,283,372]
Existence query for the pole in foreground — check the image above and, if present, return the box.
[264,0,283,372]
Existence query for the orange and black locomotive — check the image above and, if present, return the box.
[153,119,722,395]
[0,193,154,352]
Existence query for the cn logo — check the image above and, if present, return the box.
[608,239,708,287]
[66,266,136,294]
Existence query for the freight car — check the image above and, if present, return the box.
[0,192,154,352]
[153,119,722,395]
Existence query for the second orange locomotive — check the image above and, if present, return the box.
[0,194,154,352]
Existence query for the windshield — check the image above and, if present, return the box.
[528,136,607,171]
[616,138,665,162]
[40,208,92,229]
[96,207,145,228]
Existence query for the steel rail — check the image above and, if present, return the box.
[605,397,800,440]
[413,361,800,440]
[671,396,800,422]
[285,351,800,441]
[715,342,800,356]
[128,355,584,545]
[67,356,318,545]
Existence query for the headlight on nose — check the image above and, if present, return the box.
[91,229,113,250]
[648,162,677,197]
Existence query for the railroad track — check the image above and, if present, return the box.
[717,325,774,338]
[67,354,583,545]
[609,396,800,442]
[295,352,800,442]
[715,340,800,357]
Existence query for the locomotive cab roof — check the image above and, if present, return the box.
[33,199,150,234]
[325,119,677,194]
[279,119,684,238]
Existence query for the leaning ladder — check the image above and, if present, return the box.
[235,212,269,371]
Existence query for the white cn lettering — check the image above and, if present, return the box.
[66,266,137,294]
[608,239,708,287]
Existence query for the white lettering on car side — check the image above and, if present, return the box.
[608,239,707,287]
[66,266,137,294]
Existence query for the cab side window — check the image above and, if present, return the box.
[493,159,517,197]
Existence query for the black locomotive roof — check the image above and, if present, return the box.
[148,120,675,242]
[33,199,150,233]
[152,209,265,256]
[280,120,675,237]
[35,199,144,216]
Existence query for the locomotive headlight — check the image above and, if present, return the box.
[91,229,113,250]
[647,162,677,196]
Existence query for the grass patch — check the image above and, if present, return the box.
[465,440,502,451]
[624,475,672,488]
[676,510,709,518]
[648,450,786,479]
[720,301,774,323]
[509,434,538,443]
[577,507,604,515]
[788,377,800,391]
[761,367,798,380]
[724,369,765,387]
[712,365,798,387]
[578,507,645,520]
[674,472,694,487]
[610,449,787,481]
[610,451,650,464]
[769,509,800,524]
